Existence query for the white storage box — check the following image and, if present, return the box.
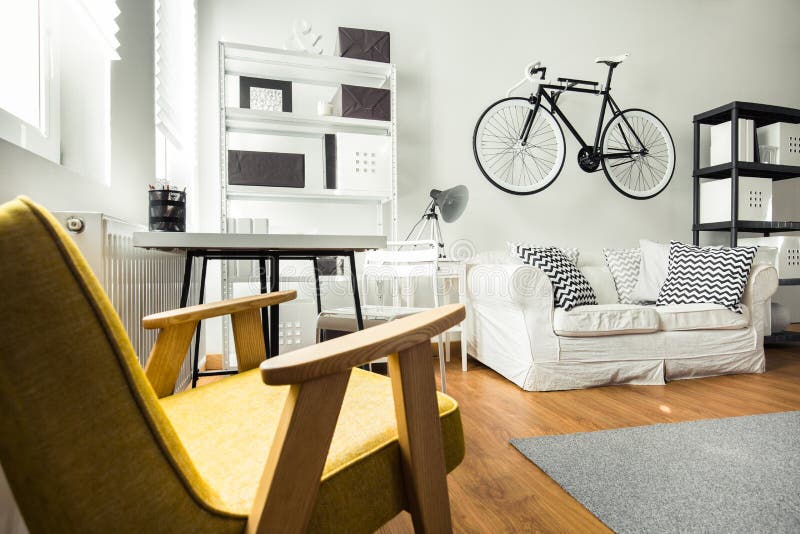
[756,122,800,166]
[738,236,800,279]
[710,119,754,165]
[335,133,392,195]
[700,177,772,223]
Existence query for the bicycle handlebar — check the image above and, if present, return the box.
[505,61,545,97]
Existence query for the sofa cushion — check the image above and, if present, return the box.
[653,303,750,331]
[554,304,660,337]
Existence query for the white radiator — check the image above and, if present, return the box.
[52,211,199,391]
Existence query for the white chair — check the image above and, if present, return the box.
[316,241,451,391]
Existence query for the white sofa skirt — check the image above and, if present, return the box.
[467,320,765,392]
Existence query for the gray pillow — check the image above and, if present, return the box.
[603,248,640,304]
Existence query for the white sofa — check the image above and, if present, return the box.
[466,251,779,391]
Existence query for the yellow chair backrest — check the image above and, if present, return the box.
[0,197,242,533]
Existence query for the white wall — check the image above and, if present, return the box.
[197,0,800,316]
[0,0,155,226]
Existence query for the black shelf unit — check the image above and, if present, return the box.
[693,220,800,233]
[696,161,800,180]
[692,101,800,344]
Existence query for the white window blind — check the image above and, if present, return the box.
[0,0,60,163]
[73,0,121,60]
[0,0,41,127]
[155,0,196,150]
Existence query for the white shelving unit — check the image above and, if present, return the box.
[225,107,392,137]
[217,41,398,363]
[218,41,397,236]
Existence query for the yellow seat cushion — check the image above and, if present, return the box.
[160,367,465,533]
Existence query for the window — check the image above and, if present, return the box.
[154,0,197,189]
[0,0,59,163]
[0,0,120,173]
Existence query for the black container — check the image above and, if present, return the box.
[149,189,186,232]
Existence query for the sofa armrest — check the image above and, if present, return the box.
[742,263,778,338]
[467,263,554,305]
[467,263,559,363]
[743,264,778,307]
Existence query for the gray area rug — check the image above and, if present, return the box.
[511,411,800,533]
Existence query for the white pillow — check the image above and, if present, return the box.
[630,239,670,303]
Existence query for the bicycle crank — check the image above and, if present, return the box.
[577,147,601,172]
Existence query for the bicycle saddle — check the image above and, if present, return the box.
[594,53,629,66]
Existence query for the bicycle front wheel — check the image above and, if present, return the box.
[600,108,675,199]
[473,97,566,195]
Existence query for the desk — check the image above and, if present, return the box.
[436,259,468,371]
[133,232,386,387]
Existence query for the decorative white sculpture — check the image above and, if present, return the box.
[283,19,323,55]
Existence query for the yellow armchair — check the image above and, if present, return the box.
[0,197,466,533]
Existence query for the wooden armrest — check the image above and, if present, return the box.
[250,303,465,533]
[142,290,296,329]
[260,303,465,385]
[144,290,296,398]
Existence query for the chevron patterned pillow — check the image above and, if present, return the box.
[656,241,757,313]
[603,248,641,304]
[507,242,580,265]
[513,244,597,311]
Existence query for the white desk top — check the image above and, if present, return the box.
[132,232,387,252]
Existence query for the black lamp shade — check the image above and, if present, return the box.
[430,185,469,223]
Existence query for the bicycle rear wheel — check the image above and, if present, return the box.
[600,108,675,199]
[473,97,566,195]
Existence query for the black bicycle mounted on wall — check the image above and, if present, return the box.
[473,54,675,199]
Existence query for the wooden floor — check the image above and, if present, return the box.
[378,346,800,533]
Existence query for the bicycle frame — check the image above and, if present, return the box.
[519,67,646,159]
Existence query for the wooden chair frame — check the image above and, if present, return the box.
[142,290,465,534]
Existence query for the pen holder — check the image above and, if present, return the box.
[149,189,186,232]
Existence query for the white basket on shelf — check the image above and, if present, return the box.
[710,119,754,165]
[738,236,800,279]
[699,177,772,223]
[756,122,800,166]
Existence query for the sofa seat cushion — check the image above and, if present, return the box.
[554,304,660,337]
[653,303,750,331]
[160,367,465,533]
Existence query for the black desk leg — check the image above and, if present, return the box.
[269,255,280,357]
[312,257,322,315]
[348,252,364,331]
[258,258,270,357]
[347,252,368,371]
[191,257,208,388]
[179,252,194,308]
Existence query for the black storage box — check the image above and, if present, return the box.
[228,150,305,188]
[337,27,390,63]
[341,85,391,121]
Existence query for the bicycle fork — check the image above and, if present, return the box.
[518,95,542,145]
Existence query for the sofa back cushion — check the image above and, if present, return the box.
[580,266,619,305]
